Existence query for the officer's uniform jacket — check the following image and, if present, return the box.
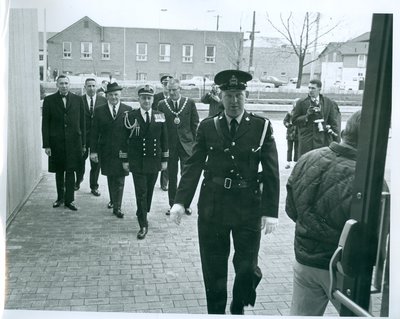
[174,111,280,225]
[42,91,85,172]
[121,109,169,174]
[90,102,131,176]
[157,97,199,156]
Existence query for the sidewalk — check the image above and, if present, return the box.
[3,120,351,316]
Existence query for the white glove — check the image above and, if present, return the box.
[45,148,51,156]
[170,203,185,225]
[261,217,279,235]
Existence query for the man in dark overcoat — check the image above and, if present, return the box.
[42,75,85,211]
[90,82,131,218]
[75,78,107,195]
[292,79,341,157]
[170,70,280,315]
[157,78,199,215]
[152,75,173,191]
[122,85,169,239]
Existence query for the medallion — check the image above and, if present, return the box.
[174,117,181,125]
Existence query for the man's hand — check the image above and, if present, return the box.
[90,153,98,163]
[45,148,51,156]
[122,162,130,173]
[161,162,168,171]
[261,217,279,235]
[170,203,185,225]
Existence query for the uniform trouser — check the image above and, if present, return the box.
[286,139,299,162]
[55,170,75,204]
[159,169,169,189]
[198,217,262,314]
[132,172,158,228]
[75,149,100,190]
[290,260,340,316]
[106,175,125,212]
[167,142,190,207]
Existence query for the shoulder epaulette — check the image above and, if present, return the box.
[250,112,270,121]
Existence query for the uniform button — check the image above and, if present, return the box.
[230,169,234,173]
[209,146,213,150]
[231,142,235,146]
[154,139,156,141]
[143,153,146,156]
[143,138,146,141]
[231,155,235,159]
[143,143,146,146]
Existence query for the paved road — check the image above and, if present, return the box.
[5,119,381,316]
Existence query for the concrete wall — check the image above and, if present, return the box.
[7,9,42,225]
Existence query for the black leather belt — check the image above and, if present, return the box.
[211,177,256,189]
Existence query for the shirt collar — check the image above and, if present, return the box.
[87,94,96,104]
[108,101,120,113]
[140,108,151,119]
[225,110,245,125]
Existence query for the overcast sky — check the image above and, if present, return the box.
[9,0,397,44]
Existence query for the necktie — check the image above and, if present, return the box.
[112,105,116,119]
[174,101,178,112]
[145,111,150,124]
[61,94,67,107]
[230,119,238,138]
[90,97,94,115]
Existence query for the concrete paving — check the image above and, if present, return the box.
[5,119,381,316]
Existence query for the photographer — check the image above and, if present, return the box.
[201,83,224,117]
[292,79,341,157]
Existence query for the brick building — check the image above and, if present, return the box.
[46,16,243,81]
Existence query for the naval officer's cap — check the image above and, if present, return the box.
[214,69,252,91]
[160,75,173,84]
[137,84,155,96]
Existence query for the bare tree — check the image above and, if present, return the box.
[266,12,340,88]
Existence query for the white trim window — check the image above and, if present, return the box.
[81,42,92,59]
[101,43,110,60]
[136,43,148,61]
[63,42,72,59]
[159,43,171,62]
[205,45,216,63]
[357,54,366,67]
[182,44,193,63]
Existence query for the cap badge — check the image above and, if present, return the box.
[229,75,238,86]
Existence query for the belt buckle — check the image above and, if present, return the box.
[224,177,232,189]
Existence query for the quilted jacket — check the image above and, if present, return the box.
[285,142,357,269]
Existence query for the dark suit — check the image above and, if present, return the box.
[121,109,168,228]
[76,94,107,190]
[157,96,199,207]
[42,91,85,204]
[152,91,169,189]
[174,111,280,314]
[292,94,341,157]
[91,102,131,213]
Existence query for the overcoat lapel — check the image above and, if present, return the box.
[218,113,232,141]
[234,111,251,139]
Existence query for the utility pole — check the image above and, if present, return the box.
[216,14,221,31]
[247,11,259,75]
[310,12,320,80]
[43,9,47,82]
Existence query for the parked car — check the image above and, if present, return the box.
[247,78,270,90]
[260,75,287,88]
[180,76,214,87]
[289,77,298,84]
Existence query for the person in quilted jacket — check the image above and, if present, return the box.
[285,110,362,316]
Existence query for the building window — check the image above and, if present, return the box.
[63,42,72,59]
[136,43,148,61]
[136,72,147,80]
[182,45,193,63]
[358,54,366,67]
[205,45,216,63]
[159,43,171,62]
[102,43,110,60]
[181,73,193,80]
[81,42,92,59]
[39,54,44,61]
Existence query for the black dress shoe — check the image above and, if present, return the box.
[165,209,171,216]
[52,200,63,208]
[74,183,80,191]
[64,202,78,211]
[137,227,148,240]
[230,301,244,315]
[161,186,168,191]
[91,189,101,196]
[107,202,113,209]
[114,210,124,218]
[185,208,192,215]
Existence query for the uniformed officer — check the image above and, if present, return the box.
[122,85,169,239]
[170,70,280,315]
